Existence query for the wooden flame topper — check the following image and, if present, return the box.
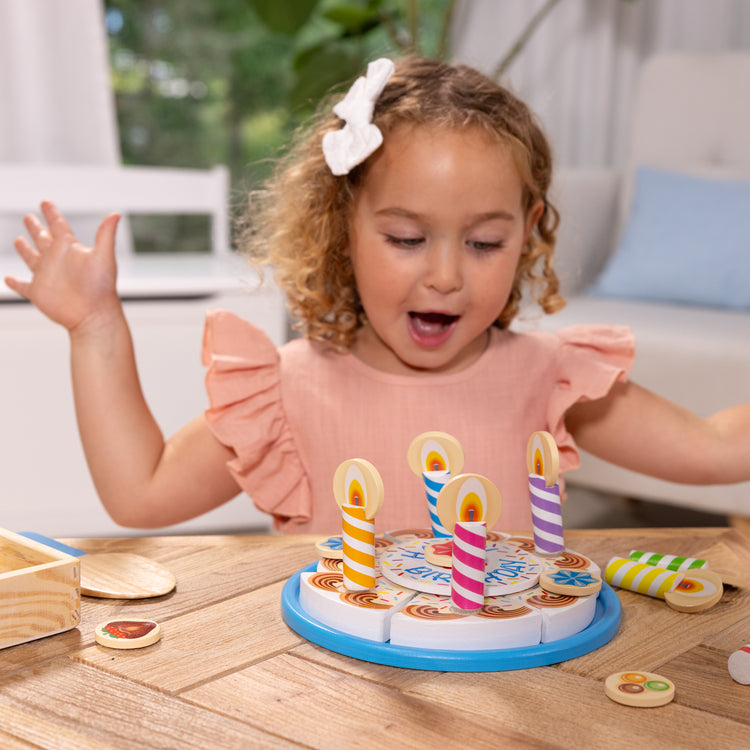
[435,474,502,534]
[407,431,465,476]
[526,431,559,487]
[333,458,384,520]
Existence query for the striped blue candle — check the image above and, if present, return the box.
[423,470,451,537]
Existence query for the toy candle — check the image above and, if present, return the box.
[526,432,564,557]
[407,432,465,538]
[628,550,708,572]
[728,644,750,685]
[436,473,502,614]
[450,519,487,614]
[605,557,684,600]
[332,459,384,592]
[423,471,451,538]
[341,504,376,590]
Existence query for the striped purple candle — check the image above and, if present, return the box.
[529,475,564,556]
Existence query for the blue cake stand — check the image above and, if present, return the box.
[281,562,621,672]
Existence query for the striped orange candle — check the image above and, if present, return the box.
[333,458,384,593]
[341,504,376,591]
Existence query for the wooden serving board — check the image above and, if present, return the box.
[19,533,176,599]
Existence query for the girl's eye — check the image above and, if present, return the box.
[385,235,424,248]
[468,240,504,252]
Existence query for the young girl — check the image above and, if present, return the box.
[6,57,750,534]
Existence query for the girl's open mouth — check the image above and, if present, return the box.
[407,311,459,348]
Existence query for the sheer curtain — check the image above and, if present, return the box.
[0,0,123,254]
[451,0,750,168]
[0,0,118,163]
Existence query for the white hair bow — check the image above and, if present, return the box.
[322,58,396,176]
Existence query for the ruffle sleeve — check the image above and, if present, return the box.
[547,325,635,477]
[202,310,312,530]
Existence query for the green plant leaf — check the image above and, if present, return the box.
[323,4,381,34]
[249,0,319,35]
[290,42,362,110]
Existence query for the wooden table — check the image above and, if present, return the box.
[0,528,748,749]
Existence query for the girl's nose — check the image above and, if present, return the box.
[424,243,463,294]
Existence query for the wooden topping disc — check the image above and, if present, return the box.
[435,474,502,534]
[95,620,161,650]
[605,671,675,707]
[407,432,464,476]
[526,431,559,487]
[332,458,384,520]
[315,535,344,560]
[80,553,176,599]
[384,528,434,542]
[664,569,723,613]
[539,567,602,597]
[423,539,454,568]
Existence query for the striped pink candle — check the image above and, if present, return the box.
[450,521,487,614]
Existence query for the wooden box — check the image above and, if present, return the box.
[0,528,81,649]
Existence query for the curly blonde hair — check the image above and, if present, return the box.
[240,56,564,349]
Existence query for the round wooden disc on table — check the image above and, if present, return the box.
[605,671,675,707]
[664,569,723,613]
[81,553,176,599]
[95,620,161,650]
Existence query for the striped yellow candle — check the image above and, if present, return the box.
[341,504,376,591]
[605,557,684,600]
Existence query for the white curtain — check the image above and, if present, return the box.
[451,0,750,168]
[0,0,122,254]
[0,0,119,163]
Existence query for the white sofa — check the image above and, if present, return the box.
[516,52,750,523]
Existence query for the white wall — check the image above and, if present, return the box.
[2,284,284,538]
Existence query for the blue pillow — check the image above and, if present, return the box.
[591,166,750,310]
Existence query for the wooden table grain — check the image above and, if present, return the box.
[0,528,748,749]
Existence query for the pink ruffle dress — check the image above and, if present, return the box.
[202,310,634,534]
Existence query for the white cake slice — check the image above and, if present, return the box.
[389,591,543,650]
[508,585,598,642]
[299,571,415,642]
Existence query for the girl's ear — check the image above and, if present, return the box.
[524,199,545,242]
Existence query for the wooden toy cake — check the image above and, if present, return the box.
[282,431,621,671]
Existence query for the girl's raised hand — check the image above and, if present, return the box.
[4,201,121,333]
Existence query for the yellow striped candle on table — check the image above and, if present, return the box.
[605,557,684,599]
